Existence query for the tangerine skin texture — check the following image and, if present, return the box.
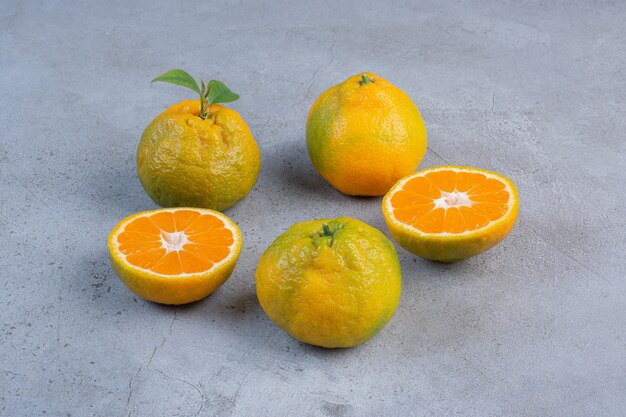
[382,166,519,262]
[306,72,427,196]
[109,251,237,305]
[255,218,402,348]
[137,100,261,211]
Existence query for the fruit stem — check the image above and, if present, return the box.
[199,80,209,119]
[320,223,337,247]
[360,74,373,85]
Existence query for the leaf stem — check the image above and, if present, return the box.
[200,80,209,119]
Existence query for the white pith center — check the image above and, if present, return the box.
[433,190,473,209]
[160,231,190,253]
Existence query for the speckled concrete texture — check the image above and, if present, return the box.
[1,1,625,416]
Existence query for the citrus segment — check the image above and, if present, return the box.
[108,208,242,304]
[115,209,232,275]
[389,169,513,234]
[383,166,519,262]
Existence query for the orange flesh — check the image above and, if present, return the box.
[116,210,234,275]
[390,170,510,234]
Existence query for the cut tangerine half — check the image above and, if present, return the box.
[382,166,519,262]
[108,208,242,304]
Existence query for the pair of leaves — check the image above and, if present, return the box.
[151,69,239,105]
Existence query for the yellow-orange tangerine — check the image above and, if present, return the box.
[383,166,519,262]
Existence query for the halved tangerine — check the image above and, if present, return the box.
[108,208,242,304]
[382,166,519,262]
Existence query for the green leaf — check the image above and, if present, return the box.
[205,80,240,105]
[152,69,200,94]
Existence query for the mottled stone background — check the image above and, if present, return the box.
[1,1,624,416]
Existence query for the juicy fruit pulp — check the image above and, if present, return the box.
[137,100,260,211]
[116,209,234,274]
[108,208,242,305]
[390,168,512,234]
[306,72,427,196]
[383,166,518,262]
[255,218,402,348]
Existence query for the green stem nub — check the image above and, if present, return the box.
[360,74,373,85]
[322,223,332,237]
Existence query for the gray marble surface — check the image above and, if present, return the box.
[1,1,625,416]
